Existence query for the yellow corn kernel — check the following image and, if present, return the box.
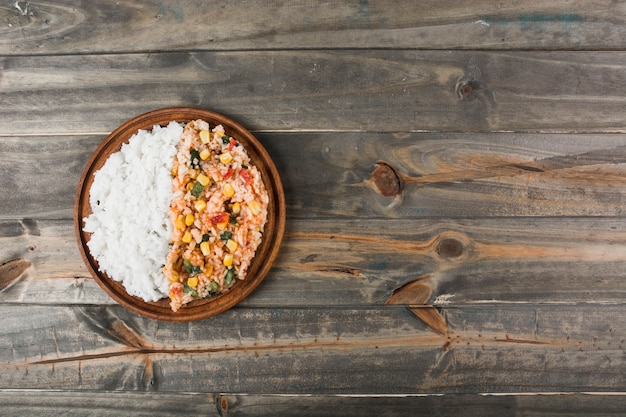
[189,169,198,180]
[185,213,195,226]
[186,181,195,191]
[231,202,241,214]
[168,271,180,283]
[171,165,178,177]
[199,149,211,160]
[217,221,228,231]
[200,241,211,256]
[182,231,193,243]
[175,214,186,230]
[223,183,235,198]
[219,152,233,165]
[205,264,214,275]
[187,276,198,288]
[194,199,207,212]
[197,173,211,187]
[225,239,238,252]
[199,130,210,144]
[223,253,233,267]
[249,200,261,215]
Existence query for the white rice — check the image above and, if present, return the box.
[83,122,183,302]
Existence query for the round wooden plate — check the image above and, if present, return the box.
[74,107,286,321]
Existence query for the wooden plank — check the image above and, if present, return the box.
[2,217,626,307]
[2,1,624,54]
[3,391,626,417]
[1,51,625,135]
[3,132,626,220]
[1,304,626,394]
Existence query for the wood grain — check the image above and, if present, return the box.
[2,217,625,307]
[3,132,626,220]
[1,1,624,54]
[1,51,625,136]
[3,391,626,417]
[1,304,625,394]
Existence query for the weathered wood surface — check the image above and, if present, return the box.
[1,51,625,135]
[1,0,625,54]
[2,217,626,307]
[3,132,626,220]
[4,392,626,417]
[2,0,626,414]
[1,304,626,394]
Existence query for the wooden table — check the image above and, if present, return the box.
[2,1,626,415]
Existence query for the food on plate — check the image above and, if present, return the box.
[83,120,268,311]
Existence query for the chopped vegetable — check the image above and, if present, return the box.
[221,135,231,144]
[220,231,233,240]
[182,231,193,243]
[225,239,238,252]
[201,233,211,242]
[189,149,201,168]
[185,213,195,226]
[219,152,233,165]
[194,199,207,212]
[239,168,252,184]
[187,276,198,288]
[197,173,211,186]
[199,149,211,160]
[223,183,235,198]
[231,202,241,214]
[225,268,235,285]
[199,130,210,144]
[248,200,261,215]
[223,253,233,267]
[190,182,203,198]
[200,241,211,256]
[175,214,186,230]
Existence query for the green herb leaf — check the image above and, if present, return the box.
[201,233,211,242]
[183,259,192,274]
[220,231,232,240]
[183,283,198,297]
[189,149,201,168]
[221,135,231,144]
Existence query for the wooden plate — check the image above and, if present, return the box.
[74,107,285,321]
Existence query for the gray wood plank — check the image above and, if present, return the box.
[1,51,625,136]
[1,304,625,394]
[2,1,624,54]
[3,390,626,417]
[2,132,626,220]
[2,217,626,308]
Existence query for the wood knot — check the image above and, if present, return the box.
[434,232,473,263]
[370,161,404,198]
[436,237,465,259]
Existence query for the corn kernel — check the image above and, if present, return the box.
[189,169,198,180]
[194,199,207,212]
[219,152,233,165]
[200,241,211,256]
[187,276,198,288]
[249,200,261,215]
[171,165,178,177]
[199,130,210,144]
[197,173,211,187]
[199,149,211,160]
[186,181,195,191]
[168,271,180,283]
[185,213,195,226]
[205,264,214,275]
[223,253,233,267]
[223,183,235,198]
[225,239,238,252]
[217,221,228,231]
[231,202,241,214]
[175,214,186,230]
[182,231,193,243]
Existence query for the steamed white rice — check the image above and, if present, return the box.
[83,122,183,301]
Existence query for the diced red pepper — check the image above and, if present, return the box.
[224,167,234,180]
[210,212,229,225]
[228,138,237,151]
[240,168,252,184]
